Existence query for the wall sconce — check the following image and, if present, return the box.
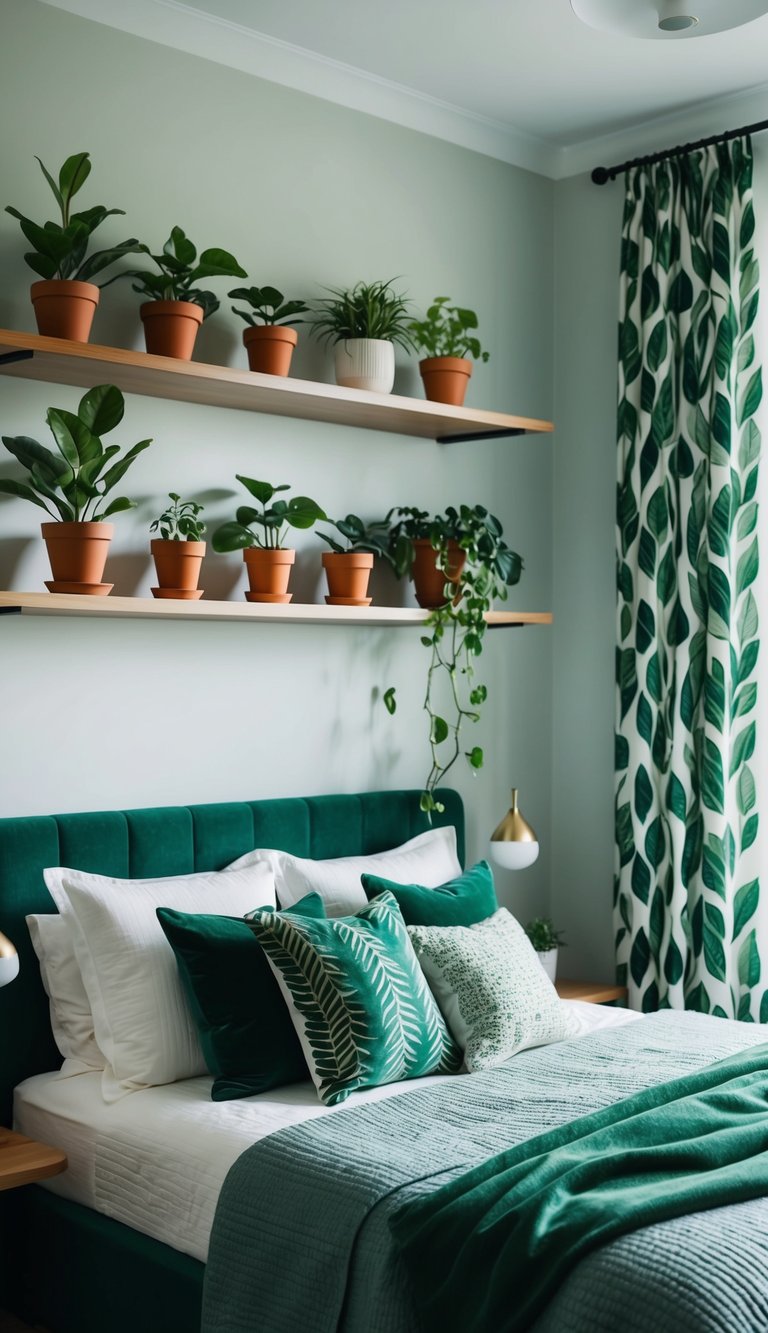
[489,788,539,870]
[0,931,19,987]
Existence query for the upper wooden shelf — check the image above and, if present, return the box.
[0,329,553,445]
[0,591,553,628]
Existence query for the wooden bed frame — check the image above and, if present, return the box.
[0,788,463,1333]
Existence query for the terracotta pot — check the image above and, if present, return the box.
[151,539,206,599]
[243,325,298,376]
[30,280,99,342]
[419,356,473,407]
[41,521,114,592]
[140,300,203,360]
[243,547,296,603]
[411,538,466,609]
[322,551,374,605]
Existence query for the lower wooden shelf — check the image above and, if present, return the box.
[0,592,553,628]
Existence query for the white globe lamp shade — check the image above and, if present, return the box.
[489,789,540,871]
[0,931,19,987]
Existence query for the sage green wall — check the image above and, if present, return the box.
[552,136,768,978]
[0,0,554,921]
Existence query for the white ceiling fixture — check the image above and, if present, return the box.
[570,0,768,39]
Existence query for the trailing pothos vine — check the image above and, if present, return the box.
[382,505,522,815]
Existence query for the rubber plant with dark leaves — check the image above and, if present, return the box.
[0,384,150,522]
[0,383,151,587]
[5,151,143,339]
[382,504,523,816]
[6,151,141,284]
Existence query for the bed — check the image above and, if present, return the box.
[2,790,768,1333]
[0,789,465,1331]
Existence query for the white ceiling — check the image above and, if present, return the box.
[41,0,768,178]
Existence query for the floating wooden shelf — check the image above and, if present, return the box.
[0,591,553,628]
[0,329,553,445]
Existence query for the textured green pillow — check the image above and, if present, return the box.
[156,892,325,1102]
[248,890,461,1106]
[407,908,575,1072]
[361,859,497,926]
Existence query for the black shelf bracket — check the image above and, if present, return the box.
[436,426,526,445]
[0,350,34,367]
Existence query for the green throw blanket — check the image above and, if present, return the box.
[391,1040,768,1333]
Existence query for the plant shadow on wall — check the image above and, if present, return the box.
[379,505,523,815]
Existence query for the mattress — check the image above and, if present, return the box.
[14,1000,640,1263]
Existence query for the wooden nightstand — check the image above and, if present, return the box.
[556,980,628,1005]
[0,1129,66,1192]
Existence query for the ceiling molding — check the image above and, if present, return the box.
[38,0,768,182]
[38,0,559,176]
[552,79,768,180]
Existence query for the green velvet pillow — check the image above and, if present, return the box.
[361,859,497,927]
[248,890,462,1106]
[156,892,325,1101]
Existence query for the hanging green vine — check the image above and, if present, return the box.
[382,505,523,814]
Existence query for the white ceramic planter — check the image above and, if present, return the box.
[538,947,558,983]
[334,338,395,394]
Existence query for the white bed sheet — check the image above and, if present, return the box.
[14,1000,640,1263]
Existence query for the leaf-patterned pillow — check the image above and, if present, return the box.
[247,890,461,1106]
[407,908,575,1072]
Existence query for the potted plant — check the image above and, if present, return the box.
[408,297,490,406]
[149,493,206,600]
[524,918,566,983]
[381,506,466,609]
[0,384,151,594]
[212,477,325,603]
[317,514,391,606]
[116,227,246,360]
[382,504,523,814]
[5,151,143,342]
[229,285,310,377]
[311,279,414,394]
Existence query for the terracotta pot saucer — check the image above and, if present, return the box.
[245,591,293,604]
[151,587,204,600]
[325,595,373,607]
[45,580,113,596]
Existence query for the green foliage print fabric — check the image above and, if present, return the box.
[248,890,461,1106]
[615,138,763,1019]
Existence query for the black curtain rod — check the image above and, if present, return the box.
[591,116,768,184]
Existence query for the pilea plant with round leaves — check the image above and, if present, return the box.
[212,478,326,552]
[5,150,142,283]
[0,383,151,521]
[382,504,523,816]
[229,285,310,328]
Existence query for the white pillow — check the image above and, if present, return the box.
[26,913,104,1076]
[44,861,276,1100]
[407,908,576,1072]
[232,825,462,917]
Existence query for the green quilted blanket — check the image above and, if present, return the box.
[391,1038,768,1332]
[203,1012,768,1333]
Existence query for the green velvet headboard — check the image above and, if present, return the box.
[0,788,463,1125]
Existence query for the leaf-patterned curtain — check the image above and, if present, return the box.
[615,137,764,1017]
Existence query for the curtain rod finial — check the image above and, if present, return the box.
[591,166,610,185]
